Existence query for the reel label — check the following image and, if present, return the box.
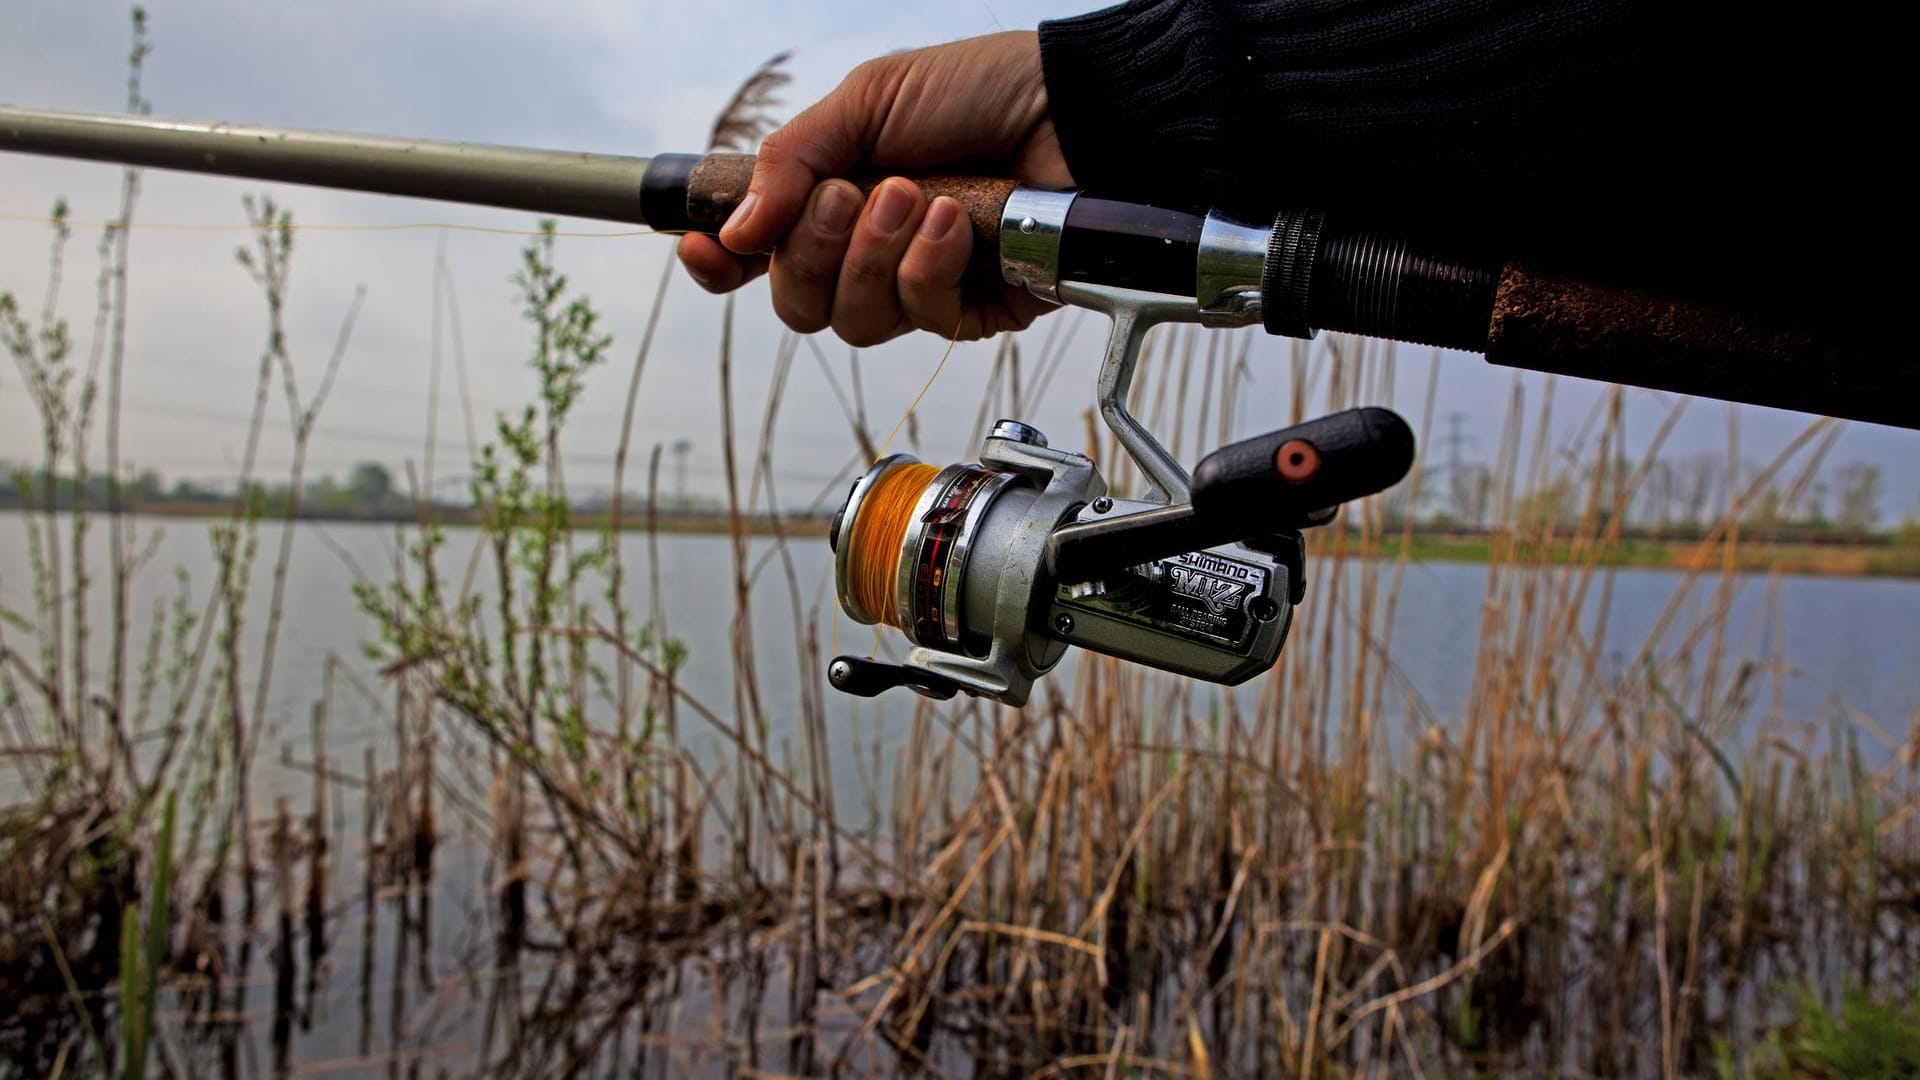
[1157,551,1264,645]
[1057,549,1269,651]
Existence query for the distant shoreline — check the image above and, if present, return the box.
[5,506,1914,578]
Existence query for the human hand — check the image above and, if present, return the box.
[676,30,1072,345]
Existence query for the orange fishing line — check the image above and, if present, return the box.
[846,462,938,629]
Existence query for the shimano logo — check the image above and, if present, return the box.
[1175,551,1253,579]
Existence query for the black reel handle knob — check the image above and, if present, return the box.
[826,655,961,700]
[1190,406,1415,526]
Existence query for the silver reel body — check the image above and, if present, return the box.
[829,421,1298,707]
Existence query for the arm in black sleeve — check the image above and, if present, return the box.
[1037,0,1895,318]
[1040,0,1637,208]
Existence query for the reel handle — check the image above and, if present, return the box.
[1190,406,1415,521]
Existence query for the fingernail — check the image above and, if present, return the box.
[812,184,857,235]
[918,197,959,241]
[723,191,760,236]
[685,264,715,289]
[868,181,913,236]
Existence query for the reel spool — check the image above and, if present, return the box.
[828,421,1103,704]
[833,456,1021,653]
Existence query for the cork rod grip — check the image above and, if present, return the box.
[642,152,1017,250]
[1485,265,1918,431]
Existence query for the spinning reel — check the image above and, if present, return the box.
[825,276,1414,705]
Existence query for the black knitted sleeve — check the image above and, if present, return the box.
[1041,0,1639,207]
[1037,0,1887,305]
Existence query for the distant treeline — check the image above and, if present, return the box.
[1,461,404,516]
[1399,453,1906,533]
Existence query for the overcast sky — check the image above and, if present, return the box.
[3,1,1914,517]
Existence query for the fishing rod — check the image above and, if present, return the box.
[2,104,1908,705]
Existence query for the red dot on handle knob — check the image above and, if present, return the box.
[1274,439,1320,483]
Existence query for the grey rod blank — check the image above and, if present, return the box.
[0,105,654,224]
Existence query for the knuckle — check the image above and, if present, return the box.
[753,129,795,167]
[903,300,955,335]
[896,242,964,317]
[773,245,838,290]
[909,297,964,336]
[846,56,895,90]
[839,252,894,291]
[685,265,733,294]
[895,254,941,295]
[772,299,829,335]
[834,322,890,349]
[791,131,842,173]
[842,59,904,125]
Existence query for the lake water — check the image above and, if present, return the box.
[4,512,1918,804]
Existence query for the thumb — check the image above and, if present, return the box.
[717,63,893,255]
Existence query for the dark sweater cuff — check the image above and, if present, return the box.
[1039,0,1244,204]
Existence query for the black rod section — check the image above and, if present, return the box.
[1058,195,1204,299]
[1264,209,1498,352]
